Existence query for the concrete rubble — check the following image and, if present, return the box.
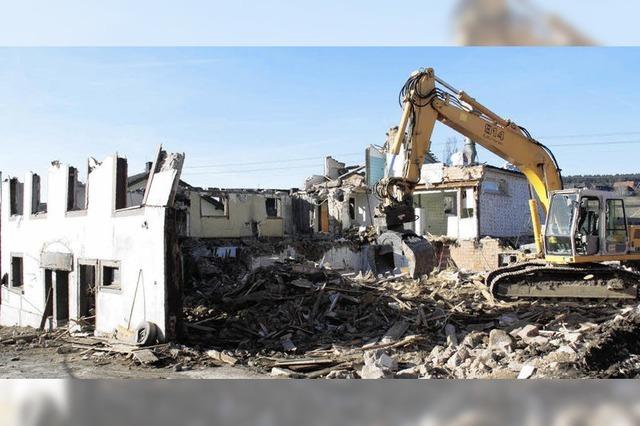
[3,233,640,378]
[170,245,640,379]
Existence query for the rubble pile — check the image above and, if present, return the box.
[3,256,640,379]
[184,261,434,353]
[342,225,379,245]
[181,256,640,379]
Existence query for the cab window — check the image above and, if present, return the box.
[606,199,627,253]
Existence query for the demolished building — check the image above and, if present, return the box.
[181,187,294,239]
[410,162,534,272]
[0,147,185,341]
[373,133,536,273]
[128,166,296,238]
[412,163,532,240]
[295,156,378,236]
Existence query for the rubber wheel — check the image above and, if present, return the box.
[135,321,158,346]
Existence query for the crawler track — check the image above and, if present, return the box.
[486,262,640,300]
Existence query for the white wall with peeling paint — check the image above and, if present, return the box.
[0,150,183,341]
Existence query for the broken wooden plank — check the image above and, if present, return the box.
[0,334,40,344]
[305,361,353,379]
[273,358,337,368]
[360,334,421,351]
[381,320,409,344]
[39,287,53,330]
[70,343,133,354]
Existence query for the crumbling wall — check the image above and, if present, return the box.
[324,188,376,235]
[446,237,506,272]
[414,187,479,240]
[187,190,290,238]
[0,148,184,341]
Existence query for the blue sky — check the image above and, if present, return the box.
[1,1,639,45]
[1,47,640,189]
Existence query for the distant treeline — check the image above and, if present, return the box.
[563,173,640,188]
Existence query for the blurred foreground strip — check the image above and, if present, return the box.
[4,380,640,426]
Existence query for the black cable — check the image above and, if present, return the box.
[399,71,565,190]
[518,125,564,189]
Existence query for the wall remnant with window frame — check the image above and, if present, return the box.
[183,188,292,238]
[0,146,184,341]
[412,164,532,240]
[10,254,23,290]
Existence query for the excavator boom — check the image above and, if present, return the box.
[380,68,562,253]
[375,68,640,300]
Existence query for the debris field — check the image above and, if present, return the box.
[177,241,640,379]
[3,249,640,379]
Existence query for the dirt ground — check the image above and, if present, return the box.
[0,327,266,379]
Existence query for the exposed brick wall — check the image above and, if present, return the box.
[479,168,532,238]
[433,238,506,273]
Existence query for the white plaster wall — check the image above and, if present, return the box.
[413,188,479,239]
[459,187,479,239]
[0,157,173,340]
[479,169,532,238]
[354,192,377,227]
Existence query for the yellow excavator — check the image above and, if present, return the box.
[375,68,640,300]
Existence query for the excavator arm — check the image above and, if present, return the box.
[375,68,640,300]
[378,68,563,253]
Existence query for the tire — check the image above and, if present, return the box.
[135,321,158,346]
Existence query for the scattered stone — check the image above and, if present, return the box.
[489,329,515,354]
[395,366,420,379]
[518,324,539,340]
[280,334,297,352]
[56,346,75,354]
[563,332,582,344]
[446,348,469,369]
[516,325,549,345]
[325,369,356,379]
[133,349,159,365]
[517,365,536,379]
[360,350,397,379]
[556,345,577,356]
[462,331,486,348]
[498,313,519,327]
[270,367,304,378]
[206,349,239,366]
[445,324,458,347]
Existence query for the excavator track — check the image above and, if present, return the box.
[487,262,640,300]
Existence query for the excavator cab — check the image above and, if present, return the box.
[380,67,640,300]
[488,188,640,300]
[544,189,630,262]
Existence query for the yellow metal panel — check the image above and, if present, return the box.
[546,253,640,264]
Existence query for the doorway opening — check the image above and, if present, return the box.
[44,269,70,328]
[78,262,97,330]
